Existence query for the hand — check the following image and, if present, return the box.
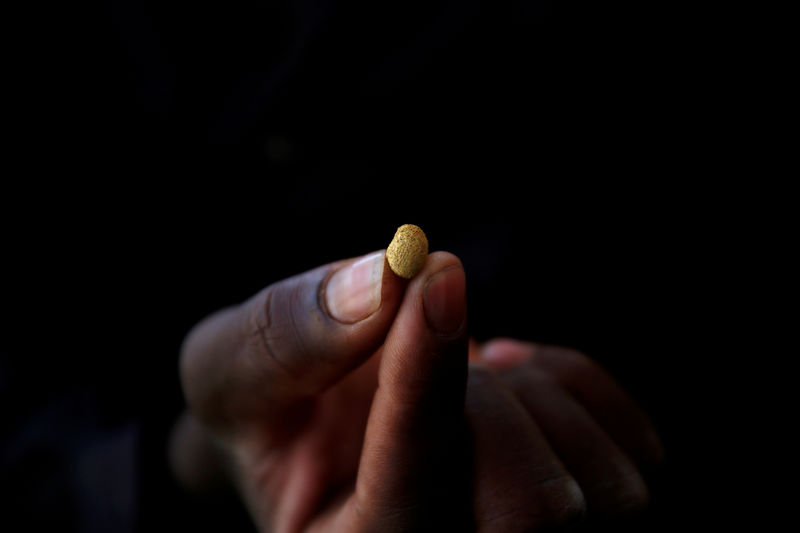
[171,250,662,532]
[465,339,663,529]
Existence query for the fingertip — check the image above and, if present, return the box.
[423,262,467,337]
[481,338,536,369]
[424,251,464,273]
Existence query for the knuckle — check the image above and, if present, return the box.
[611,472,651,516]
[243,269,333,387]
[587,469,650,519]
[538,476,588,530]
[244,279,313,379]
[246,286,289,371]
[478,477,587,532]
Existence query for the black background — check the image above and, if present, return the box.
[2,0,749,531]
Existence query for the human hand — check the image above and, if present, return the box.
[173,250,662,532]
[465,338,663,529]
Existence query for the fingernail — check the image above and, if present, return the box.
[326,251,385,323]
[423,264,467,336]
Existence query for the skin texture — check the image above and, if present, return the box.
[173,251,663,532]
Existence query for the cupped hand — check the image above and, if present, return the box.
[174,250,662,532]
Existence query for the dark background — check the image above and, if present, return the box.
[2,0,742,531]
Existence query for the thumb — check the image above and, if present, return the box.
[353,251,469,530]
[180,250,404,435]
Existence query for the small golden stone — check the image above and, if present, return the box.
[386,224,429,279]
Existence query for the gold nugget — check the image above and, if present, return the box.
[386,224,428,279]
